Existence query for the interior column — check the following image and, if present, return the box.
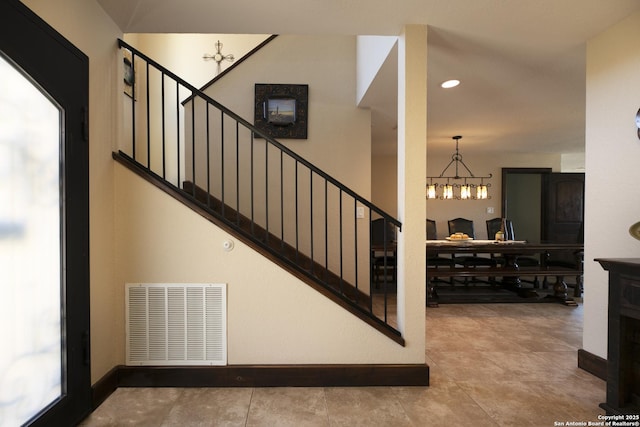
[396,24,427,358]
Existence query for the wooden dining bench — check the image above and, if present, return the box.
[426,264,582,307]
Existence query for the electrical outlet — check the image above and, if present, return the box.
[487,207,495,214]
[356,206,365,219]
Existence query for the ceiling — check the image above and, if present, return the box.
[97,0,640,156]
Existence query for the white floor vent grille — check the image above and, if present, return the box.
[126,283,227,366]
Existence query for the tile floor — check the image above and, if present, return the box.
[80,302,606,426]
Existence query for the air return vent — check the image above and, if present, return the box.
[125,283,227,366]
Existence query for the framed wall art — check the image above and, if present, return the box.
[254,83,308,139]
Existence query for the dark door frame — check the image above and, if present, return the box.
[0,1,91,425]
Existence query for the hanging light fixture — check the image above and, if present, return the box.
[477,183,488,199]
[427,182,437,199]
[443,182,454,199]
[426,135,492,200]
[460,182,472,200]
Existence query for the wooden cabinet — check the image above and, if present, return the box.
[597,258,640,415]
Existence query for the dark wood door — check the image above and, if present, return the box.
[0,1,91,426]
[542,173,585,244]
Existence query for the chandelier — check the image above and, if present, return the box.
[426,135,491,200]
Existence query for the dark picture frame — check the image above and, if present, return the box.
[254,83,308,139]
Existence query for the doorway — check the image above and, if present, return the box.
[0,1,90,425]
[502,167,585,244]
[501,167,551,243]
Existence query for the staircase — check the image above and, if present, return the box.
[116,39,402,344]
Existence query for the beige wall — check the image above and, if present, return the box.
[127,34,372,192]
[119,33,272,184]
[372,154,398,216]
[583,10,640,359]
[25,0,619,381]
[21,1,427,381]
[20,0,123,383]
[129,34,375,288]
[202,34,373,287]
[114,32,426,363]
[195,34,373,195]
[373,151,562,239]
[114,163,419,364]
[125,33,271,89]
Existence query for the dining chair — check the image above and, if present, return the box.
[448,218,496,285]
[486,217,509,265]
[543,221,584,296]
[426,218,438,240]
[426,219,455,285]
[486,217,512,240]
[447,217,475,238]
[371,218,396,289]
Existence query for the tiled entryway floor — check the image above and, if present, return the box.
[80,302,605,426]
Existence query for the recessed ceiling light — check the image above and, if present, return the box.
[441,79,460,89]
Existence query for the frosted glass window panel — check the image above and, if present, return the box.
[0,55,63,426]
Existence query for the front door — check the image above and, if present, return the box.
[0,1,90,426]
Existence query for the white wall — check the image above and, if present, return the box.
[583,10,640,359]
[356,36,397,105]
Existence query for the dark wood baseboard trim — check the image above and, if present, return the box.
[92,363,429,406]
[91,365,120,410]
[117,364,430,387]
[577,348,607,380]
